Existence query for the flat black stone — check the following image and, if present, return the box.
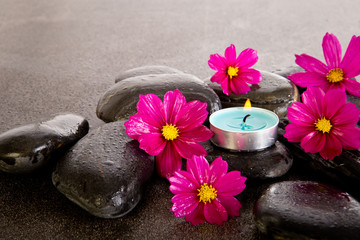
[115,65,183,83]
[97,73,221,123]
[0,114,89,173]
[204,70,300,117]
[203,140,293,179]
[52,121,154,218]
[278,118,360,198]
[254,180,360,240]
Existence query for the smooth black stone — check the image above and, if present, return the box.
[97,73,221,123]
[115,65,183,83]
[254,181,360,240]
[52,121,154,218]
[278,118,360,197]
[204,70,299,117]
[0,114,89,173]
[203,140,293,179]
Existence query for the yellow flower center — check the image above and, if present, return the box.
[227,66,239,79]
[197,183,217,204]
[315,117,332,133]
[326,68,344,83]
[161,123,179,141]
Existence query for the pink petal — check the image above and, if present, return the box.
[322,33,342,68]
[287,102,317,126]
[237,68,262,84]
[156,142,182,178]
[323,89,347,119]
[137,93,165,129]
[208,157,228,186]
[176,100,208,130]
[343,78,360,97]
[217,195,242,217]
[180,125,213,142]
[225,44,237,65]
[230,77,251,95]
[210,70,228,84]
[319,134,343,160]
[302,87,325,119]
[332,126,360,150]
[220,77,231,95]
[169,170,200,194]
[174,139,208,160]
[208,53,227,71]
[186,155,210,185]
[295,54,328,74]
[204,199,228,225]
[341,35,360,78]
[124,114,159,140]
[284,123,315,142]
[213,171,246,196]
[184,203,206,225]
[138,133,166,156]
[236,48,258,68]
[331,102,360,126]
[300,131,326,154]
[288,72,329,89]
[171,193,199,218]
[163,89,186,124]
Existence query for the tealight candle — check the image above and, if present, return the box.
[209,101,279,151]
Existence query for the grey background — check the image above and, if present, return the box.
[1,0,359,239]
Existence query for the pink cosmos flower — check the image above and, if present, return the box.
[288,33,360,97]
[124,89,213,178]
[169,155,247,225]
[208,44,262,96]
[284,87,360,160]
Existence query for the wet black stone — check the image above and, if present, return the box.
[254,181,360,240]
[115,65,183,83]
[97,73,221,123]
[204,70,300,117]
[203,140,293,179]
[278,118,360,198]
[0,114,89,173]
[52,121,154,218]
[205,71,300,117]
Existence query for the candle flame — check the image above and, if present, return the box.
[244,99,251,108]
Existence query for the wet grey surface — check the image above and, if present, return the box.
[1,0,360,239]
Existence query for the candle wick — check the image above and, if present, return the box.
[243,114,251,123]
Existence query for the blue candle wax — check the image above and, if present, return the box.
[210,107,278,132]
